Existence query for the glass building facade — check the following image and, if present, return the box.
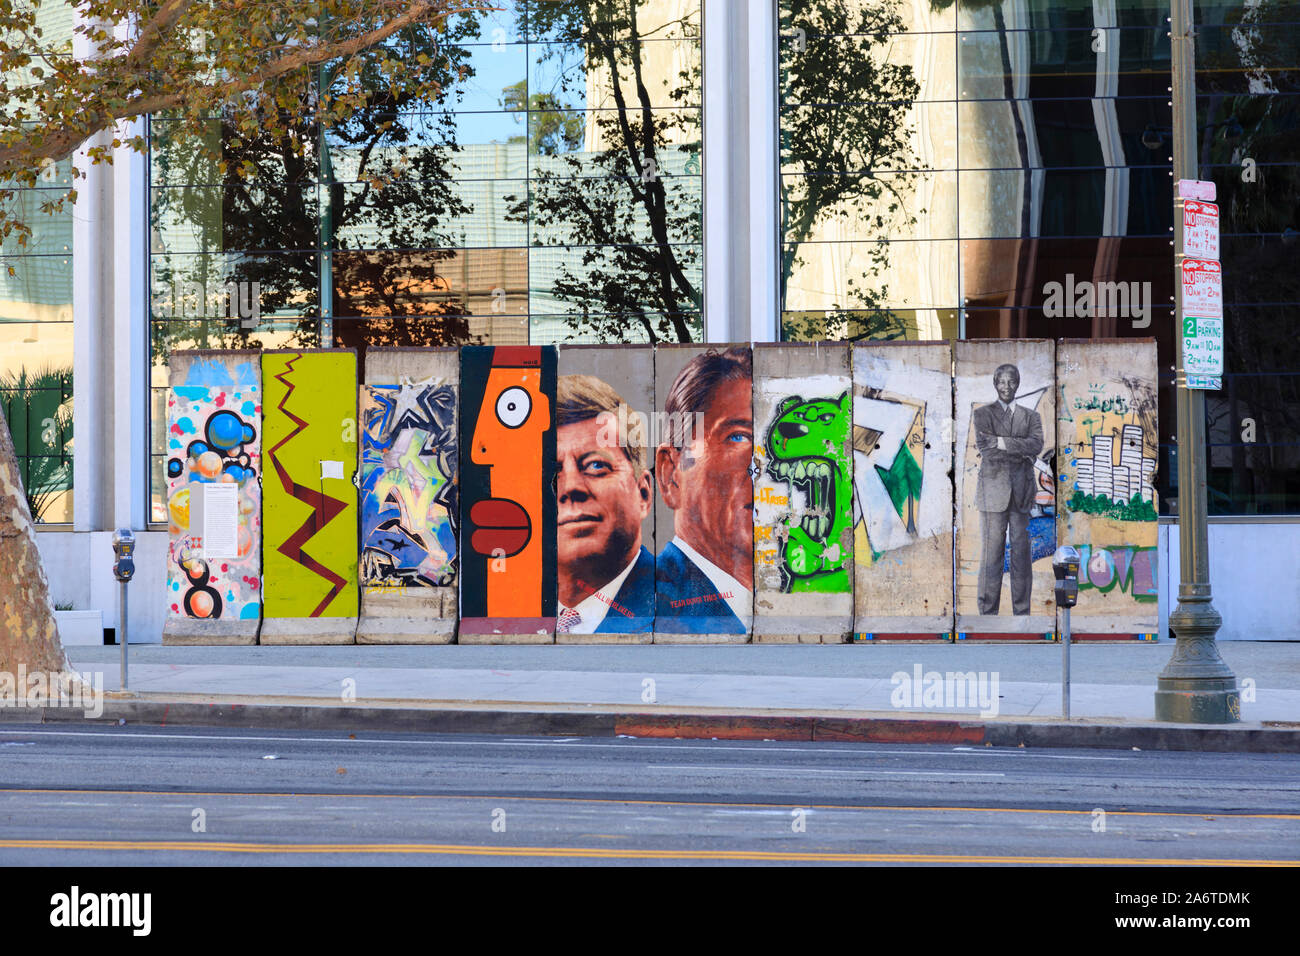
[130,0,1300,521]
[779,0,1299,515]
[0,0,75,524]
[147,0,703,519]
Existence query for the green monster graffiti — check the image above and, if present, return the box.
[765,392,853,592]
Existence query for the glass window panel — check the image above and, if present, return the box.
[324,111,459,183]
[957,98,1174,177]
[1194,94,1300,170]
[527,0,700,43]
[331,314,488,352]
[782,307,959,342]
[958,28,1172,100]
[152,320,320,360]
[959,235,1176,336]
[531,38,700,111]
[447,4,525,45]
[781,101,955,174]
[529,175,701,246]
[1196,23,1300,95]
[0,190,73,257]
[961,167,1113,238]
[329,179,526,251]
[528,107,699,175]
[781,0,954,36]
[0,255,73,319]
[528,242,702,321]
[334,247,529,318]
[782,239,960,315]
[1205,372,1300,515]
[782,32,956,105]
[1220,235,1300,304]
[782,171,956,245]
[151,186,223,256]
[223,183,320,253]
[445,43,528,113]
[150,252,320,320]
[0,324,73,519]
[529,310,695,344]
[150,119,222,187]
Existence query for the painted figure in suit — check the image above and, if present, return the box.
[555,375,655,633]
[655,348,754,634]
[974,363,1044,615]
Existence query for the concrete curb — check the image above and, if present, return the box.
[3,699,1298,753]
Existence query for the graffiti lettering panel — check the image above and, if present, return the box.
[954,340,1057,635]
[459,346,557,638]
[555,346,656,640]
[164,352,261,637]
[1057,339,1158,633]
[852,343,954,635]
[261,350,359,625]
[653,345,754,641]
[752,344,852,641]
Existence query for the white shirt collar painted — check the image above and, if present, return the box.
[558,552,640,634]
[671,535,753,625]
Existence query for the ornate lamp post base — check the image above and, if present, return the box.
[1156,603,1239,723]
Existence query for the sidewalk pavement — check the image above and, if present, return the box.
[16,640,1293,752]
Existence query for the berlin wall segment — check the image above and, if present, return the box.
[161,340,1158,645]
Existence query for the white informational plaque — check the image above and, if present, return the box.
[201,482,240,559]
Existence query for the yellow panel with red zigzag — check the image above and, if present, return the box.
[261,350,359,618]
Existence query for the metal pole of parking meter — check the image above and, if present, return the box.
[119,580,128,691]
[1061,605,1070,719]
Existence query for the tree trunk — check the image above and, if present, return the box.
[0,410,69,675]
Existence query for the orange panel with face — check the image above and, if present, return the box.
[469,364,552,618]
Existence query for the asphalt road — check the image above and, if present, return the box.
[1,724,1297,865]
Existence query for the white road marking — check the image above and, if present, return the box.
[647,764,1005,777]
[0,729,1129,760]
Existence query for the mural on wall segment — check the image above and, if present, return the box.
[654,346,754,637]
[165,352,261,622]
[852,343,954,633]
[1057,339,1159,630]
[459,346,557,632]
[261,351,359,619]
[751,344,853,641]
[554,350,656,637]
[359,378,458,589]
[761,392,853,592]
[955,340,1057,633]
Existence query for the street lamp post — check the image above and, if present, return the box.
[1157,0,1239,723]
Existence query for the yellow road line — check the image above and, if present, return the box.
[0,838,1294,864]
[2,789,1297,821]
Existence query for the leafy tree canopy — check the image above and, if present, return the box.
[0,0,491,254]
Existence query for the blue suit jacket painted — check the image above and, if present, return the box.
[594,546,655,633]
[654,540,746,634]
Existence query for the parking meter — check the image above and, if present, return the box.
[111,529,135,690]
[1052,546,1080,608]
[111,528,136,582]
[1052,546,1081,718]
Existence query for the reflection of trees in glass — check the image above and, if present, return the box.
[1196,0,1300,512]
[0,365,72,523]
[779,0,928,341]
[502,80,586,154]
[507,0,702,343]
[151,21,482,362]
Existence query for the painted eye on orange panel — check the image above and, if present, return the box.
[496,387,531,428]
